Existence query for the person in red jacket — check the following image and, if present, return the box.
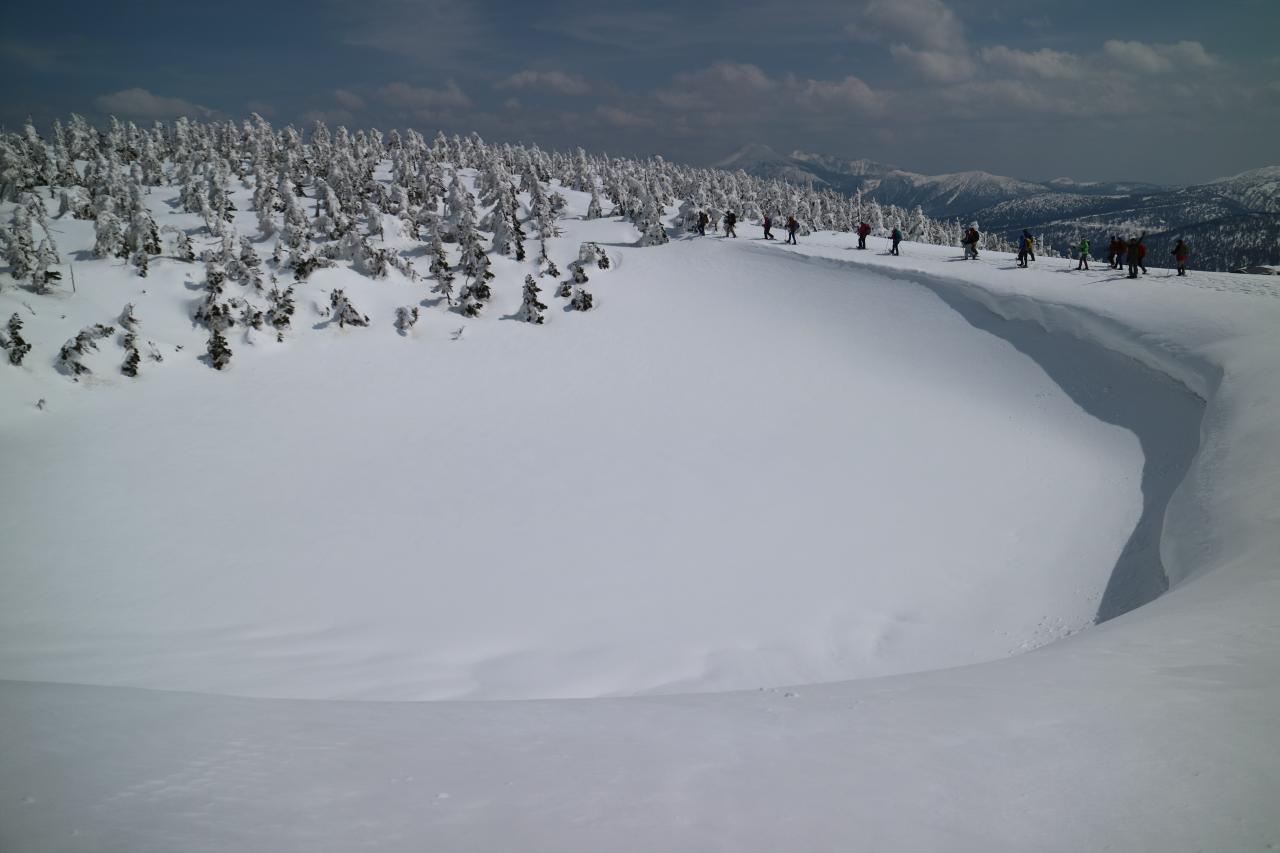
[1137,237,1148,274]
[856,221,871,249]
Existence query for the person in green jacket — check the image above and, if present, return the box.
[1076,237,1090,270]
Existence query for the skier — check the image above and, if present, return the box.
[856,221,871,250]
[1171,238,1190,276]
[962,225,980,260]
[890,225,902,256]
[724,211,737,238]
[785,215,799,245]
[762,214,775,240]
[1126,233,1145,279]
[1076,237,1090,270]
[696,210,709,236]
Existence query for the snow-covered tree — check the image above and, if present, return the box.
[93,210,125,259]
[518,275,547,324]
[57,323,115,379]
[569,286,594,311]
[33,240,62,293]
[2,313,32,365]
[206,327,232,370]
[4,206,37,281]
[395,305,420,335]
[329,289,369,327]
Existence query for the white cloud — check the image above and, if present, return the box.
[980,46,1084,80]
[246,100,277,117]
[0,39,64,72]
[95,88,211,118]
[889,45,975,82]
[497,70,591,96]
[380,80,472,109]
[333,88,366,110]
[851,0,965,54]
[301,108,354,126]
[1104,40,1217,74]
[651,62,881,130]
[595,106,651,128]
[794,75,883,112]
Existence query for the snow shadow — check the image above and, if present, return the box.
[921,282,1205,624]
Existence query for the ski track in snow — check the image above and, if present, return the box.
[3,175,1280,852]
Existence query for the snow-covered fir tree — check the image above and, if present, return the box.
[2,312,32,365]
[395,305,420,335]
[328,289,369,328]
[518,275,547,324]
[57,323,115,379]
[206,328,232,370]
[265,279,296,341]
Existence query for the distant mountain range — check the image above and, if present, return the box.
[715,145,1280,271]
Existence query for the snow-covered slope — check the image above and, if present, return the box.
[0,173,1149,701]
[3,144,1280,851]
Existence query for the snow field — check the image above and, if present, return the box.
[4,152,1280,852]
[1,180,1149,699]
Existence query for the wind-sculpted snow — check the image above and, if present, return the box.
[2,118,1279,852]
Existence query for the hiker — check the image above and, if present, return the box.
[1107,235,1123,269]
[890,225,902,256]
[762,214,775,240]
[696,210,709,236]
[1171,238,1190,276]
[1076,237,1090,270]
[1137,235,1149,274]
[856,221,871,249]
[785,215,799,245]
[1126,233,1145,279]
[962,225,980,260]
[1016,230,1034,268]
[1115,236,1128,270]
[724,211,737,238]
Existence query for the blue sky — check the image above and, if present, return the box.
[2,0,1278,184]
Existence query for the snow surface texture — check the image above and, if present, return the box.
[3,179,1279,851]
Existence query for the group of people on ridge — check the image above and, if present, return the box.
[1080,234,1191,278]
[699,210,799,244]
[696,210,1192,278]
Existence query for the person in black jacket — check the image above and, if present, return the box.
[890,226,902,255]
[724,211,737,238]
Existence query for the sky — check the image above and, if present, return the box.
[2,0,1278,185]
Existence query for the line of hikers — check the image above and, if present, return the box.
[696,211,1191,278]
[696,210,802,244]
[1071,234,1191,277]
